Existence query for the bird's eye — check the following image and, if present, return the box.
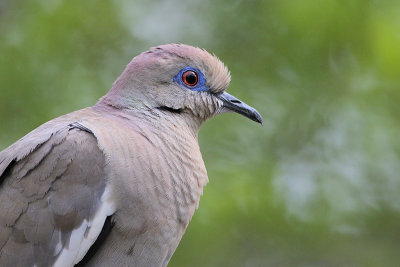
[182,70,198,86]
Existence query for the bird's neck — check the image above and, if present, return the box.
[96,97,204,138]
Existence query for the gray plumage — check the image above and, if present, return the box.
[0,44,262,267]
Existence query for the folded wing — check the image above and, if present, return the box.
[0,121,115,267]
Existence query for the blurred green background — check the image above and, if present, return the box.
[1,0,400,266]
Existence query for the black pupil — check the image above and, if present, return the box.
[185,72,197,85]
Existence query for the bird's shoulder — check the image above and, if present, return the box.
[0,108,94,176]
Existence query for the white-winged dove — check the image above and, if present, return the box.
[0,44,262,267]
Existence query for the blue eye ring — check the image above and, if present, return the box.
[174,67,209,92]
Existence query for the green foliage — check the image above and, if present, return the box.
[1,0,399,266]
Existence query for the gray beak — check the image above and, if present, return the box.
[215,92,263,125]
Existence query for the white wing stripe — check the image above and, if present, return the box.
[53,185,116,267]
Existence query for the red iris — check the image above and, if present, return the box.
[182,70,198,86]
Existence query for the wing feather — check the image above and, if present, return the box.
[0,120,116,266]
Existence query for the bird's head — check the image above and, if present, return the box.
[100,44,262,126]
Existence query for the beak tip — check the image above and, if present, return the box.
[254,113,263,126]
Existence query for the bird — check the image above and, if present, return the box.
[0,44,262,267]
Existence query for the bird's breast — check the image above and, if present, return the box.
[80,108,208,245]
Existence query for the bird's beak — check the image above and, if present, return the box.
[215,92,263,125]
